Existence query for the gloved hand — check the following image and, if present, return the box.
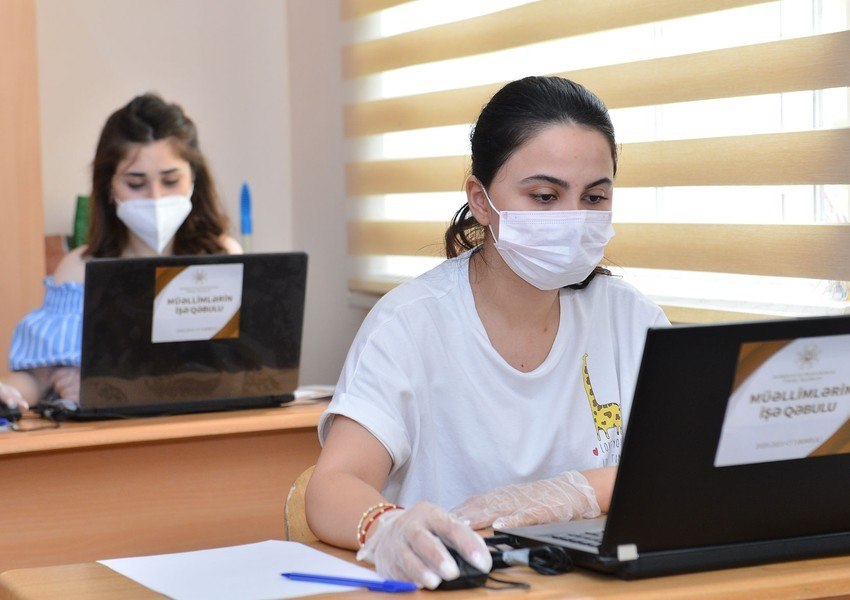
[451,470,601,529]
[355,501,492,589]
[0,382,29,410]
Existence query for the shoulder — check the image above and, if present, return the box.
[577,274,667,323]
[372,256,467,316]
[592,274,652,303]
[219,235,243,255]
[52,246,88,284]
[356,256,469,340]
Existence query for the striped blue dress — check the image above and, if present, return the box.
[9,277,84,370]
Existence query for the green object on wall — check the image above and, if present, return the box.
[72,195,89,249]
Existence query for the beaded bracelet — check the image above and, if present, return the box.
[356,502,404,548]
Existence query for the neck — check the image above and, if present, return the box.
[469,242,560,327]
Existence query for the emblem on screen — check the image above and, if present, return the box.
[796,345,820,370]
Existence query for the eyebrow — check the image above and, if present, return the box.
[520,174,613,189]
[520,174,569,188]
[585,177,613,189]
[123,168,182,178]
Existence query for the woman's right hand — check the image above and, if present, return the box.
[0,381,29,410]
[49,367,80,401]
[355,501,492,589]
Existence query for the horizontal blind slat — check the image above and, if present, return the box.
[607,223,850,280]
[621,129,850,187]
[348,221,850,280]
[345,129,850,194]
[345,31,850,136]
[348,220,448,257]
[343,0,766,77]
[348,279,846,321]
[660,306,806,323]
[346,156,468,195]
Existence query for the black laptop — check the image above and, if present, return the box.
[41,252,307,420]
[497,314,850,579]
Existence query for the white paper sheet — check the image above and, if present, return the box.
[99,540,383,600]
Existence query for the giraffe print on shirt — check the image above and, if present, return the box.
[582,352,622,441]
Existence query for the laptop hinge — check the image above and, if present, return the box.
[617,544,639,562]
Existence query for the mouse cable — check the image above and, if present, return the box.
[483,573,531,591]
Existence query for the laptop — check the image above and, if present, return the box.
[41,252,307,420]
[497,314,850,579]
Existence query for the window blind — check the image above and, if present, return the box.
[341,0,850,322]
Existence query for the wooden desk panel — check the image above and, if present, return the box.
[1,403,325,570]
[4,544,850,599]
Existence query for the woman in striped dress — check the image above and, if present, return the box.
[0,93,241,410]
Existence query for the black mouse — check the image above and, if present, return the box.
[435,546,489,591]
[0,403,22,423]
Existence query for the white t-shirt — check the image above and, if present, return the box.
[319,251,669,509]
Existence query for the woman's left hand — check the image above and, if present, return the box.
[49,367,80,401]
[0,382,29,410]
[450,470,601,529]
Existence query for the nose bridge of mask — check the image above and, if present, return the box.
[481,186,605,240]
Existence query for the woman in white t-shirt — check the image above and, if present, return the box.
[306,76,669,588]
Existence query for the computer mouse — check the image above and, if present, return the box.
[435,546,489,590]
[0,403,22,422]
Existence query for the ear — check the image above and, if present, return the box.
[465,176,493,228]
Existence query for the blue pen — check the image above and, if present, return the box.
[240,182,253,253]
[281,572,417,593]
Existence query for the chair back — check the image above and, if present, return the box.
[284,465,318,542]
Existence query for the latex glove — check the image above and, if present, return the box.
[0,382,29,410]
[451,470,601,530]
[355,501,492,590]
[49,367,80,402]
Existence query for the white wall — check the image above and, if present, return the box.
[35,0,365,385]
[286,0,366,385]
[36,0,291,253]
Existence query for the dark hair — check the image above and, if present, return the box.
[84,93,229,257]
[444,76,617,265]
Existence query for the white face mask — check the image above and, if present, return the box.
[483,187,615,290]
[115,190,193,254]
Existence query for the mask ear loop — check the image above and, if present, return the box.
[479,185,502,244]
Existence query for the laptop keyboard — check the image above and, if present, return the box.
[552,528,604,547]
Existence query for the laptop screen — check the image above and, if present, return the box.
[603,314,850,554]
[79,252,306,411]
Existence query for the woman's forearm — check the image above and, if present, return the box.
[305,468,390,550]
